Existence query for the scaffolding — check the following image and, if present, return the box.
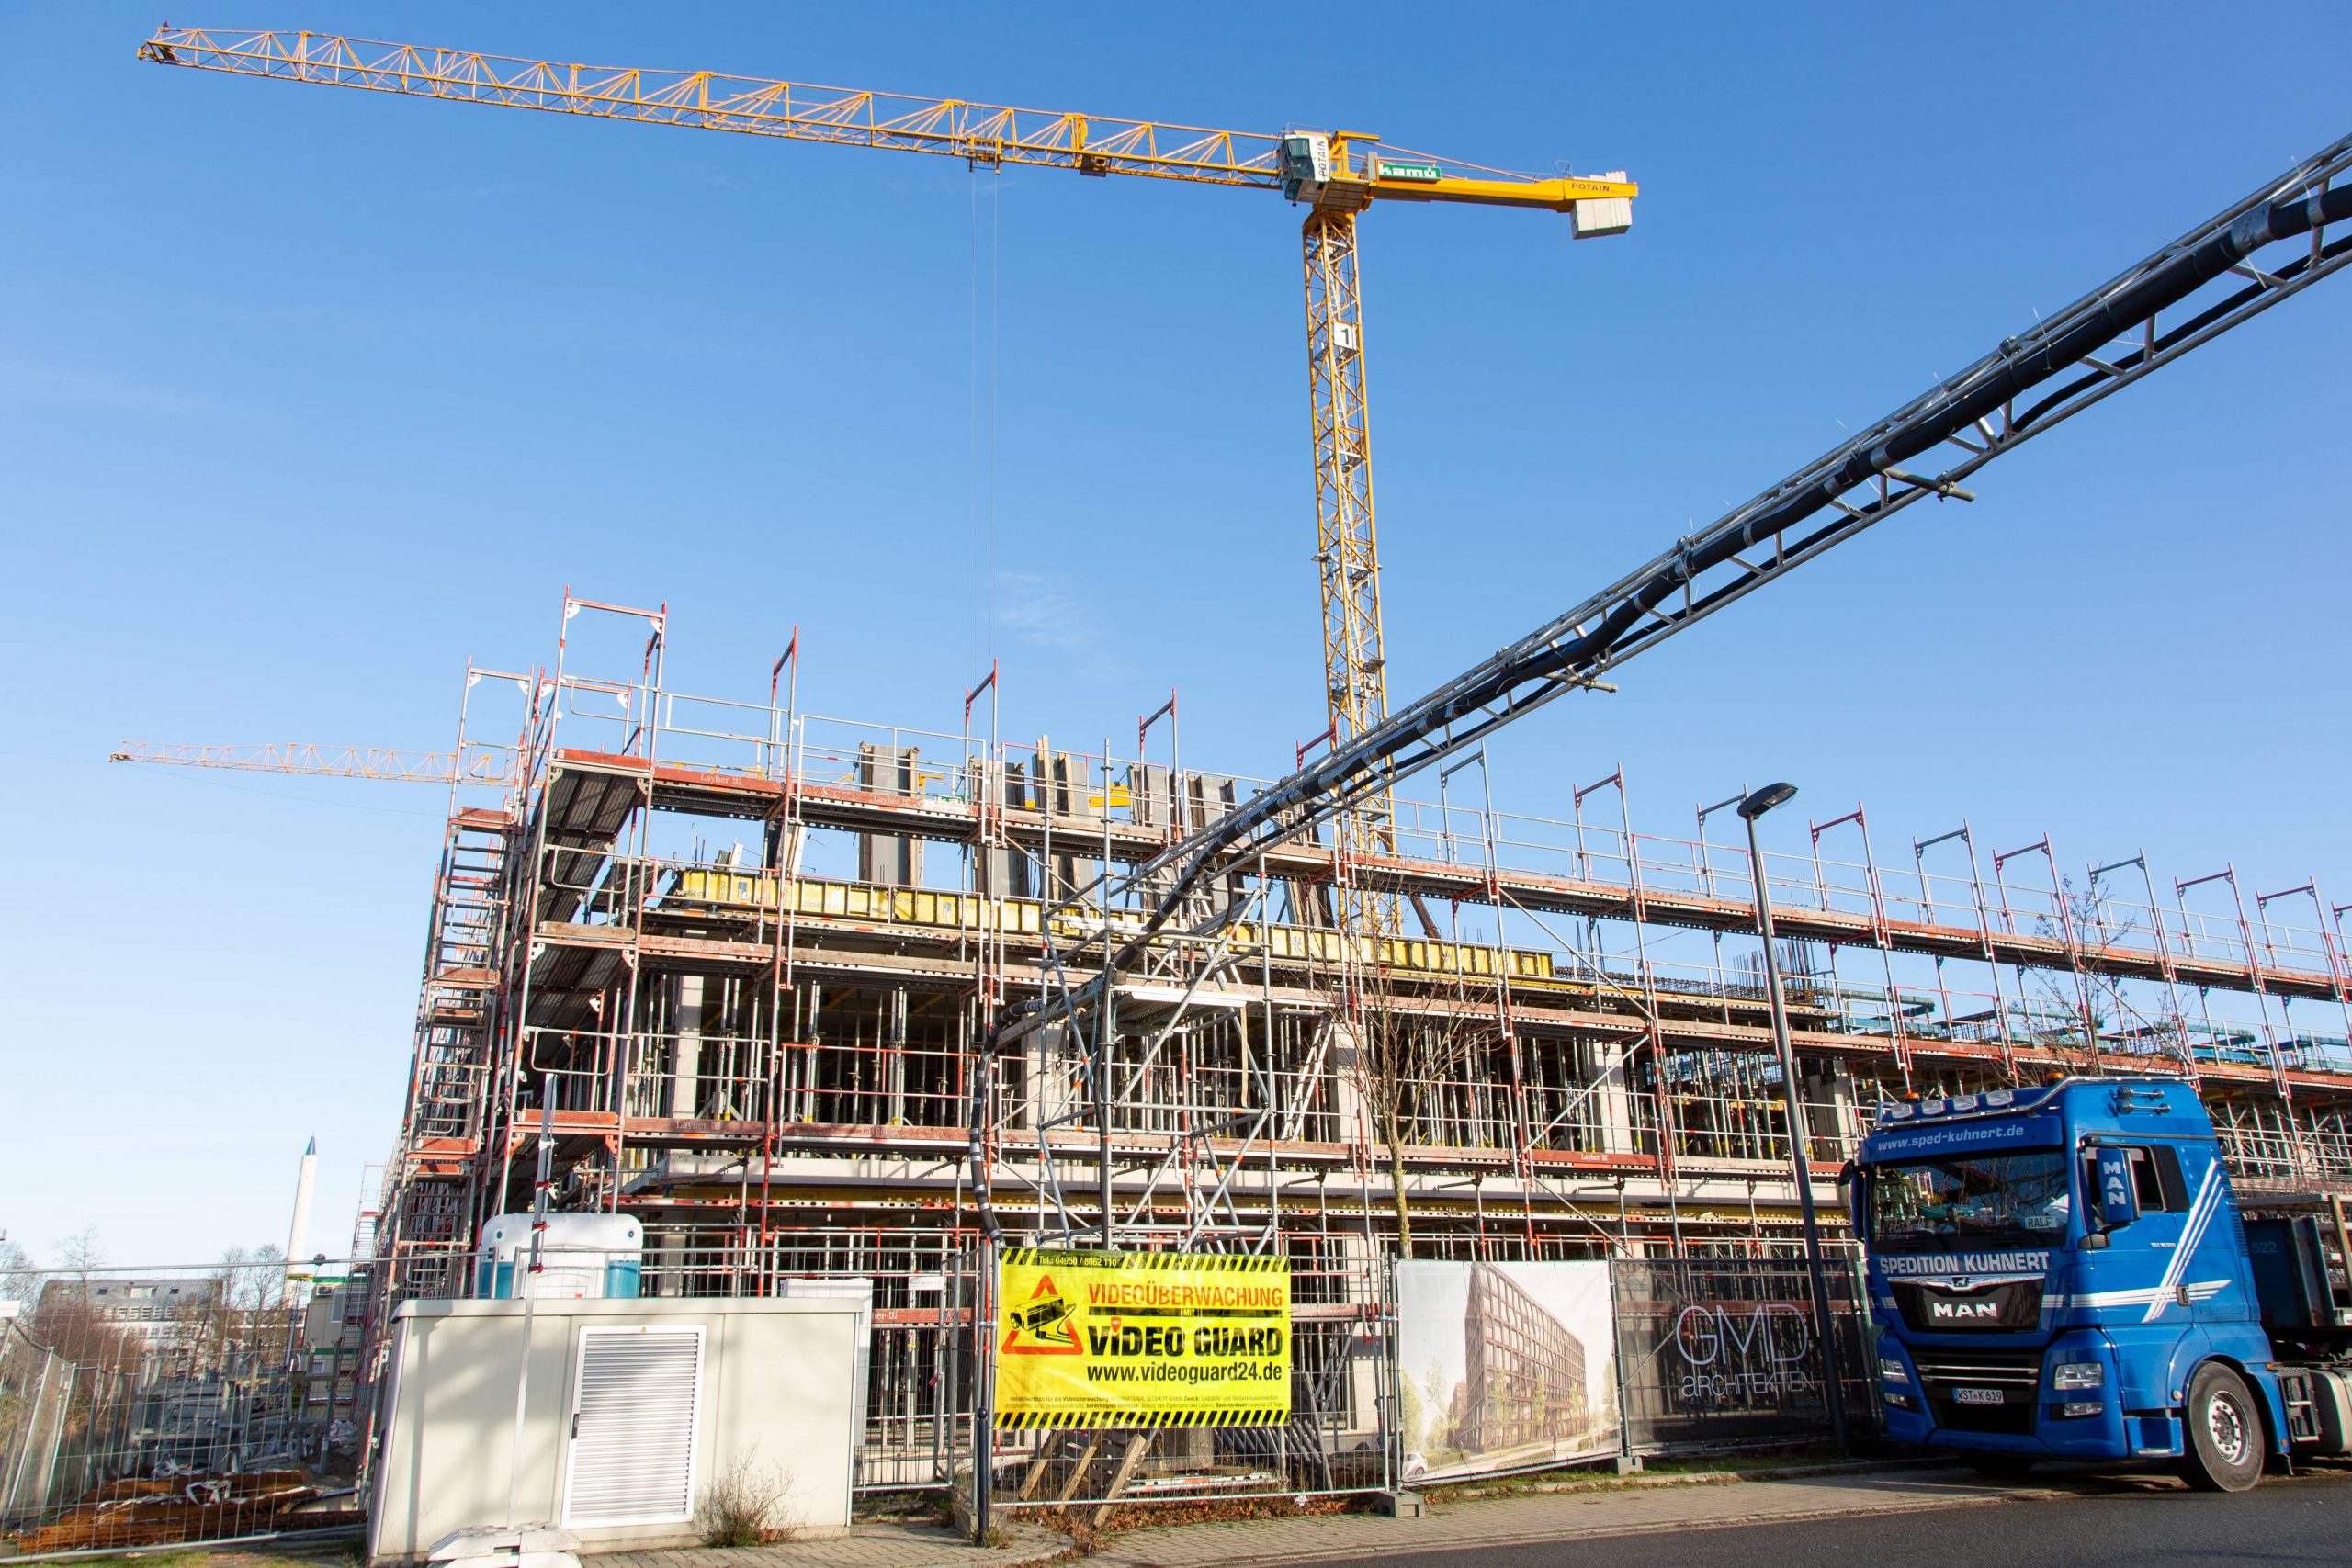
[342,593,2352,1493]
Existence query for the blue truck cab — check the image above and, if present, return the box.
[1852,1076,2352,1490]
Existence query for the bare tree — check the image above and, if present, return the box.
[188,1245,292,1372]
[17,1235,142,1459]
[2025,875,2197,1074]
[0,1238,37,1311]
[28,1292,133,1371]
[1322,960,1503,1259]
[56,1228,104,1281]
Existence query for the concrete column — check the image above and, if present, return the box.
[989,761,1031,898]
[887,986,909,1125]
[1593,1038,1638,1156]
[1185,774,1240,912]
[1335,1230,1383,1436]
[1040,751,1099,901]
[1129,764,1176,904]
[1325,1016,1368,1144]
[1030,1023,1073,1128]
[669,974,705,1120]
[1804,1060,1861,1157]
[652,1229,685,1297]
[856,743,923,886]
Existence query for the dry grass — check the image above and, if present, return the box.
[696,1451,801,1548]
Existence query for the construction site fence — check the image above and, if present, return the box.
[0,1244,1886,1545]
[1609,1251,1879,1457]
[0,1259,365,1560]
[628,1232,1388,1506]
[971,1246,1881,1509]
[984,1241,1390,1511]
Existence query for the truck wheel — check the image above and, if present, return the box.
[2177,1363,2266,1493]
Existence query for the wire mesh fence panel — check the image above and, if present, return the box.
[0,1260,368,1556]
[1609,1254,1877,1453]
[989,1242,1391,1510]
[641,1226,983,1493]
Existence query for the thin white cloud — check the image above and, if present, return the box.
[990,570,1100,650]
[989,569,1137,685]
[0,358,262,420]
[188,299,774,367]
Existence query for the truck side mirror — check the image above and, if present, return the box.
[1838,1160,1864,1235]
[2094,1145,2141,1231]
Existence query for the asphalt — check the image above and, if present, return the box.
[1353,1466,2352,1568]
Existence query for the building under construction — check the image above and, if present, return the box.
[310,590,2352,1483]
[88,43,2352,1490]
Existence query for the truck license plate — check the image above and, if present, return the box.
[1952,1387,2004,1406]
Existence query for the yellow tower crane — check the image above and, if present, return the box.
[136,26,1636,929]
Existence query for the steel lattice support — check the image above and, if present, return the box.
[1303,209,1388,758]
[1304,207,1400,942]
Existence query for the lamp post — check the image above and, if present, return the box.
[1738,782,1850,1450]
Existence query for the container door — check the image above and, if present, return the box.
[561,1325,704,1528]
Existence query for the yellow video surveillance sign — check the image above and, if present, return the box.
[994,1248,1291,1429]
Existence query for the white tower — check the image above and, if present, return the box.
[282,1136,318,1304]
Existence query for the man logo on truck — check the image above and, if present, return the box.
[1928,1298,2000,1322]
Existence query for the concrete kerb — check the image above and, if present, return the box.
[1418,1451,1947,1504]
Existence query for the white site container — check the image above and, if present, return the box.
[368,1295,866,1564]
[475,1214,644,1300]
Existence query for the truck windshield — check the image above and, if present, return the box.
[1868,1148,2071,1252]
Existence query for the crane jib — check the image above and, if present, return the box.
[135,22,1639,883]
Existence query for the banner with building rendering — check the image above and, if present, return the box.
[1395,1261,1620,1482]
[994,1249,1290,1429]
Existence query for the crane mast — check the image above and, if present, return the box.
[1303,202,1389,924]
[135,26,1636,932]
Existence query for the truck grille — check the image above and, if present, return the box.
[1911,1347,2043,1435]
[1893,1278,2043,1332]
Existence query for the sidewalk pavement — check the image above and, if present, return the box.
[582,1465,2030,1568]
[595,1518,1069,1568]
[1087,1466,2028,1568]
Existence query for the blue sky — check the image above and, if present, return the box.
[5,3,2348,1264]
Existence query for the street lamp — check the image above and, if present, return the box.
[1738,782,1850,1449]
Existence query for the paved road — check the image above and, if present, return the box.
[1366,1468,2352,1568]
